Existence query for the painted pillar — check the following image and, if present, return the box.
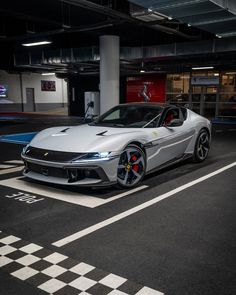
[99,35,120,114]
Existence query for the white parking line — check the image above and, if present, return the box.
[96,185,148,206]
[52,161,236,247]
[0,177,148,208]
[4,160,23,165]
[0,164,15,169]
[0,167,23,175]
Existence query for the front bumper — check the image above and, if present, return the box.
[21,153,120,187]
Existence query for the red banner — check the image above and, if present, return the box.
[126,76,166,103]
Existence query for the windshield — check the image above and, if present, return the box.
[90,104,163,128]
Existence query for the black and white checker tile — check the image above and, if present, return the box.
[0,231,163,295]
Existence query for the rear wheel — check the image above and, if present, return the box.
[117,144,146,188]
[192,129,210,162]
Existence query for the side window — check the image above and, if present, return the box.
[161,108,180,126]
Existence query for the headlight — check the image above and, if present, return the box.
[22,144,30,154]
[73,152,117,162]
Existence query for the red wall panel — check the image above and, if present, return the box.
[126,75,166,103]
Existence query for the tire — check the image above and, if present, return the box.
[117,144,146,188]
[192,129,210,163]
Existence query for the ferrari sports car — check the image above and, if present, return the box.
[21,103,211,188]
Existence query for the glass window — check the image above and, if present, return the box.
[103,109,120,121]
[166,73,190,104]
[219,71,236,117]
[166,73,190,94]
[220,71,236,102]
[91,104,163,128]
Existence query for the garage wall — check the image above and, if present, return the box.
[0,70,68,112]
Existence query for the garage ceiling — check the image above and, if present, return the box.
[1,0,236,74]
[129,0,236,38]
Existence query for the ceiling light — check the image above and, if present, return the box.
[148,8,153,12]
[168,16,173,20]
[41,73,55,76]
[187,23,191,27]
[216,34,222,38]
[140,69,145,73]
[214,73,219,76]
[62,24,71,29]
[22,41,52,47]
[192,66,214,70]
[219,32,236,38]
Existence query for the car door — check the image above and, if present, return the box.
[146,107,194,171]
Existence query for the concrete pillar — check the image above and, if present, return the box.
[99,35,120,114]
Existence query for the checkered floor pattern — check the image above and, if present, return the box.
[0,231,163,295]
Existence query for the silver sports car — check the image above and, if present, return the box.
[21,103,211,188]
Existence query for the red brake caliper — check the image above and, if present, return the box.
[131,155,139,172]
[132,164,139,172]
[131,155,137,162]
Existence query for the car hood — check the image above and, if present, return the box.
[30,124,149,153]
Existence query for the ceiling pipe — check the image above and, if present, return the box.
[59,0,200,40]
[0,21,117,42]
[150,23,200,39]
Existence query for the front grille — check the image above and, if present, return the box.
[26,162,101,183]
[27,162,67,179]
[24,146,84,162]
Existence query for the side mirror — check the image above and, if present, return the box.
[92,115,98,121]
[166,118,183,127]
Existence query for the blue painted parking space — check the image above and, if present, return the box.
[0,132,37,145]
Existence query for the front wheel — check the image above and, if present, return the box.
[192,129,210,162]
[117,144,146,188]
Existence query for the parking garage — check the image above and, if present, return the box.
[0,1,236,295]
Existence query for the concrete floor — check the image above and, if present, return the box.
[0,116,235,295]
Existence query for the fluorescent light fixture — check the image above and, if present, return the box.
[192,66,214,70]
[168,16,173,20]
[219,32,236,38]
[41,73,55,76]
[140,69,145,73]
[148,8,153,12]
[216,34,222,38]
[214,73,219,76]
[22,41,52,47]
[187,23,191,27]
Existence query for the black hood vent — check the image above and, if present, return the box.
[96,131,108,136]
